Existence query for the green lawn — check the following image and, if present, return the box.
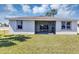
[0,30,79,54]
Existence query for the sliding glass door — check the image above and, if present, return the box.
[40,24,48,32]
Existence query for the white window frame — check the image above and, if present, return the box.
[17,20,23,30]
[61,21,71,30]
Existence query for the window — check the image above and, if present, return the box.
[61,21,65,29]
[17,20,23,29]
[40,24,48,32]
[61,21,71,30]
[67,22,71,29]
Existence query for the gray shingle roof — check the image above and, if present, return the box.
[6,16,78,21]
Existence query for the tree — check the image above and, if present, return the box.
[51,9,57,17]
[46,11,51,16]
[46,9,57,17]
[0,23,2,27]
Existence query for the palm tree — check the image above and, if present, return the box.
[51,9,57,17]
[46,11,51,16]
[46,9,57,17]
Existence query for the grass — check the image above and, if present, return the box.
[0,30,79,53]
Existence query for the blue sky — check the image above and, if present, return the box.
[0,4,79,23]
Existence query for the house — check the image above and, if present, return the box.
[77,21,79,34]
[8,16,79,35]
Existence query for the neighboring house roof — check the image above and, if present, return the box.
[6,16,78,21]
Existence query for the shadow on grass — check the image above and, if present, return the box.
[0,40,16,47]
[0,34,31,47]
[0,35,31,42]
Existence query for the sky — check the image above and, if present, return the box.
[0,4,79,23]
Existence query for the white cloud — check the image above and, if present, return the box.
[0,4,18,17]
[32,4,75,18]
[1,4,78,19]
[33,4,49,14]
[32,4,74,17]
[42,4,49,8]
[50,4,60,9]
[33,6,39,14]
[4,4,17,12]
[57,9,72,18]
[54,4,75,18]
[21,4,31,13]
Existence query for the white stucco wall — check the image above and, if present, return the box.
[77,21,79,33]
[56,21,77,35]
[9,19,77,35]
[9,20,35,34]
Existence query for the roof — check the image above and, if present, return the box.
[6,16,78,21]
